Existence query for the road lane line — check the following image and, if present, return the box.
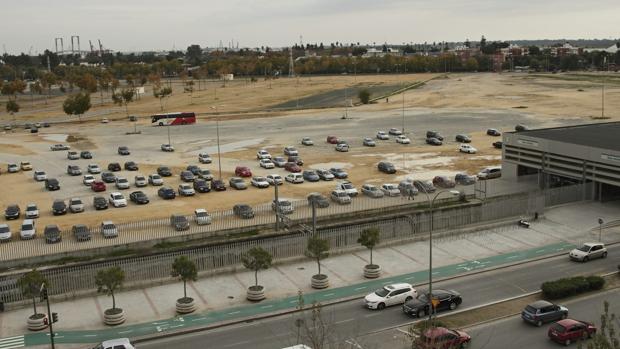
[227,311,241,315]
[261,305,274,309]
[222,340,251,348]
[192,317,207,321]
[335,318,356,324]
[324,293,335,297]
[118,330,133,334]
[354,286,367,290]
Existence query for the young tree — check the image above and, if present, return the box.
[583,300,618,348]
[95,266,125,311]
[17,269,48,317]
[171,256,197,300]
[6,100,20,114]
[112,88,135,116]
[357,228,380,266]
[241,247,273,288]
[77,73,98,93]
[63,92,91,122]
[306,235,329,276]
[358,89,371,104]
[98,70,113,105]
[153,86,172,111]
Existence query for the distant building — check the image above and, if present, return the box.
[362,48,401,58]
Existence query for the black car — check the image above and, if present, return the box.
[45,178,60,191]
[108,162,121,172]
[454,173,476,185]
[117,146,130,155]
[80,151,93,159]
[129,191,150,204]
[426,131,444,141]
[124,161,139,171]
[455,134,471,143]
[52,200,67,215]
[307,193,330,208]
[378,161,396,174]
[302,170,320,182]
[101,172,116,183]
[158,187,176,199]
[44,225,62,244]
[180,171,195,182]
[157,166,172,177]
[515,124,529,132]
[93,196,109,210]
[403,289,462,317]
[193,179,211,193]
[4,205,20,220]
[233,204,254,219]
[486,128,501,136]
[493,141,503,149]
[43,122,50,128]
[426,137,443,146]
[30,128,38,133]
[211,179,226,191]
[187,165,201,176]
[329,167,348,179]
[413,180,436,193]
[288,156,304,166]
[72,224,91,241]
[170,214,190,231]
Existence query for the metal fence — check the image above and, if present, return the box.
[0,182,589,304]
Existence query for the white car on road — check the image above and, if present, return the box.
[364,283,417,310]
[569,243,607,262]
[33,170,47,181]
[259,158,275,169]
[198,153,212,164]
[109,192,127,208]
[301,137,314,146]
[285,173,304,184]
[459,144,478,154]
[396,135,411,144]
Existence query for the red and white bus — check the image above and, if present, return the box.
[151,112,196,126]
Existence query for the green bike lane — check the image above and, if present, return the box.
[22,241,574,346]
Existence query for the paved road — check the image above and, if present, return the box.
[137,245,620,349]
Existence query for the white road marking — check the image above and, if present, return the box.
[261,305,273,309]
[335,318,356,324]
[118,330,133,334]
[227,311,241,315]
[192,317,207,321]
[354,286,367,290]
[324,293,335,297]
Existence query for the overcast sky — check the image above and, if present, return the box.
[2,0,620,54]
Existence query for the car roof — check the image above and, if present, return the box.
[424,327,453,338]
[22,219,34,224]
[583,242,604,247]
[556,319,583,327]
[195,208,207,213]
[528,300,553,309]
[102,220,114,225]
[385,283,411,289]
[101,338,132,346]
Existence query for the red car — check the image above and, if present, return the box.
[234,166,252,177]
[284,162,302,173]
[548,319,596,346]
[416,327,471,349]
[327,135,339,144]
[432,176,456,189]
[91,180,106,192]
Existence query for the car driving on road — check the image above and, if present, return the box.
[521,300,568,327]
[301,137,314,146]
[365,283,416,310]
[548,319,596,346]
[403,289,462,317]
[569,243,607,262]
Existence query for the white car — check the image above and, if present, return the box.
[69,198,85,213]
[95,338,135,349]
[259,158,275,169]
[116,177,130,190]
[285,173,304,184]
[161,144,175,152]
[25,203,39,219]
[20,219,36,240]
[335,143,349,152]
[266,174,283,185]
[0,224,12,242]
[148,174,164,186]
[101,118,109,124]
[33,170,47,181]
[198,153,212,164]
[256,149,272,160]
[569,243,607,262]
[376,131,390,140]
[101,221,118,238]
[50,144,70,151]
[361,184,384,198]
[178,183,196,196]
[388,128,402,136]
[109,192,127,207]
[316,169,335,181]
[67,151,80,160]
[396,135,411,144]
[7,163,19,173]
[83,174,96,186]
[330,190,351,204]
[194,209,212,225]
[134,175,147,187]
[301,137,314,146]
[88,164,101,174]
[459,144,477,154]
[364,283,417,310]
[381,183,401,197]
[336,181,358,196]
[251,176,270,188]
[272,199,294,214]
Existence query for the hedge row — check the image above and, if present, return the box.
[541,275,605,299]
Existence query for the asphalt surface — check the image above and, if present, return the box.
[137,245,620,349]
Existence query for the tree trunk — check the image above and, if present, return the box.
[370,248,373,265]
[183,280,187,299]
[125,104,129,116]
[317,258,321,275]
[159,98,164,111]
[112,291,116,310]
[100,90,104,106]
[31,296,37,316]
[255,270,258,287]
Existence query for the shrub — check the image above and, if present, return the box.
[587,275,605,290]
[541,275,605,299]
[358,89,371,104]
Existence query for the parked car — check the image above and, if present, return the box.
[272,156,287,167]
[364,283,417,310]
[308,193,330,208]
[157,166,172,177]
[283,146,299,156]
[80,151,93,159]
[316,169,335,181]
[93,196,109,210]
[0,224,11,242]
[416,327,471,349]
[288,155,304,166]
[303,170,320,182]
[459,144,477,154]
[487,128,501,136]
[331,190,352,204]
[363,137,376,147]
[229,177,247,190]
[109,192,127,207]
[197,169,213,181]
[301,137,314,146]
[414,180,436,193]
[388,128,402,136]
[67,151,80,160]
[115,177,130,190]
[52,200,67,215]
[378,161,396,174]
[129,191,150,204]
[134,175,147,187]
[33,170,47,181]
[158,187,176,199]
[396,135,411,144]
[67,165,82,176]
[272,199,294,214]
[107,162,121,172]
[19,219,36,240]
[569,243,607,262]
[73,224,91,241]
[233,204,255,219]
[101,221,119,238]
[251,176,270,188]
[426,131,444,141]
[376,131,390,140]
[101,172,116,183]
[193,179,210,193]
[548,319,596,346]
[91,180,107,192]
[426,137,443,146]
[124,161,139,171]
[170,215,190,231]
[234,166,252,177]
[454,173,476,185]
[256,149,272,160]
[381,183,400,196]
[335,142,349,152]
[329,168,348,179]
[69,198,85,213]
[4,204,21,220]
[433,176,456,188]
[148,174,164,186]
[455,134,471,143]
[117,146,130,155]
[403,289,463,318]
[493,141,503,149]
[45,178,60,190]
[161,144,175,152]
[266,174,283,186]
[50,144,70,151]
[326,135,339,144]
[25,203,39,219]
[101,118,109,124]
[198,153,212,164]
[7,163,19,173]
[284,162,302,173]
[194,209,212,225]
[180,171,195,182]
[477,166,502,180]
[211,179,226,191]
[88,164,102,174]
[178,183,196,196]
[522,300,568,327]
[362,184,384,198]
[187,165,202,176]
[285,173,304,184]
[260,158,275,169]
[44,225,61,244]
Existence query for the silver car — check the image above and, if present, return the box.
[361,184,384,198]
[134,175,148,187]
[69,198,85,213]
[331,190,352,204]
[116,177,130,190]
[148,174,164,186]
[381,183,401,197]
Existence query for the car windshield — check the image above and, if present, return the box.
[0,226,9,233]
[343,184,353,189]
[551,323,566,333]
[26,206,36,211]
[118,179,128,183]
[152,175,161,179]
[375,288,390,297]
[113,194,122,199]
[577,245,591,252]
[22,224,33,230]
[72,200,82,205]
[196,211,208,217]
[103,224,115,230]
[417,293,429,302]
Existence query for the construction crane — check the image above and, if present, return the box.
[89,40,95,55]
[98,39,103,57]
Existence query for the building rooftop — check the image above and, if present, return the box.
[513,122,620,152]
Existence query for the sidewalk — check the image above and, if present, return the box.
[1,201,619,347]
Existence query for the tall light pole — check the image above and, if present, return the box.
[418,188,460,323]
[598,218,604,242]
[211,105,224,180]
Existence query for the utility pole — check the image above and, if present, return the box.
[602,57,607,119]
[274,183,280,231]
[41,284,56,349]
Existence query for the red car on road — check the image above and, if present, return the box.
[234,166,252,177]
[548,319,596,346]
[284,162,302,173]
[327,135,339,144]
[416,327,471,349]
[91,180,106,192]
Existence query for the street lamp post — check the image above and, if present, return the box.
[598,218,604,242]
[211,106,223,180]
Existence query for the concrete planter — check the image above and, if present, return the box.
[363,264,382,279]
[246,286,266,301]
[311,274,329,289]
[104,308,125,326]
[27,313,48,331]
[176,297,196,314]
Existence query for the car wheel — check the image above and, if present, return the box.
[460,341,470,349]
[602,252,608,258]
[564,339,571,346]
[583,256,589,262]
[450,302,457,310]
[377,303,385,310]
[405,296,413,302]
[536,320,543,327]
[582,332,588,340]
[561,312,567,319]
[417,309,426,317]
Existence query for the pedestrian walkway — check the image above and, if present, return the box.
[1,201,619,347]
